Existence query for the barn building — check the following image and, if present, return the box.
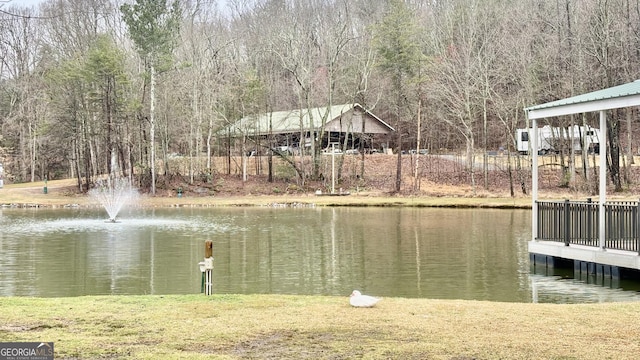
[222,103,395,155]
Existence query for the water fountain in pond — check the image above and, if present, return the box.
[89,177,138,222]
[89,154,138,222]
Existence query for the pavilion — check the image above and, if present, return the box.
[525,80,640,277]
[225,103,395,154]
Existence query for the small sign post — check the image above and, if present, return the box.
[202,240,213,295]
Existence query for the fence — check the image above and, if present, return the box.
[537,199,640,253]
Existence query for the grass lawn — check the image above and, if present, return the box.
[2,294,640,359]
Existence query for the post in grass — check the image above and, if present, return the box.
[201,240,213,295]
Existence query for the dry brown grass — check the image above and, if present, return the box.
[4,154,640,208]
[0,178,533,209]
[1,294,639,359]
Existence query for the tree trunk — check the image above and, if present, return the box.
[73,139,83,191]
[607,114,622,191]
[414,99,421,191]
[206,110,213,183]
[150,63,156,195]
[483,97,488,190]
[30,120,36,182]
[467,134,476,194]
[569,120,576,189]
[242,135,247,182]
[395,116,403,193]
[582,113,590,182]
[507,150,514,197]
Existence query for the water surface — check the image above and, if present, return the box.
[1,206,639,303]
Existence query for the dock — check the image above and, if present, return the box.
[525,80,640,281]
[529,199,640,279]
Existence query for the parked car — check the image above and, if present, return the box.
[345,149,359,155]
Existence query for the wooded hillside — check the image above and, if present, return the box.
[1,0,639,195]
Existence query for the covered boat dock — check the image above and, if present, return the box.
[525,80,640,279]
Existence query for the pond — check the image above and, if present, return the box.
[1,206,639,303]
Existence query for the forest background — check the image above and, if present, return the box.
[2,0,640,198]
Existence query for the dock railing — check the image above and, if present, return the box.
[536,199,640,253]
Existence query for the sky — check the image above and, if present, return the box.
[2,0,45,8]
[4,0,230,11]
[6,0,44,6]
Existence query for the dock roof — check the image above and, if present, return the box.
[525,80,640,119]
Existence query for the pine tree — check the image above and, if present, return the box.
[373,0,424,193]
[121,0,181,194]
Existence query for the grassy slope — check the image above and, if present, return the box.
[2,294,640,359]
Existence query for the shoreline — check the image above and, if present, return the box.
[0,179,534,209]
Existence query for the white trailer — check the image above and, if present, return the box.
[516,125,601,155]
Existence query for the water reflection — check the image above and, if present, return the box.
[530,275,640,303]
[1,206,639,303]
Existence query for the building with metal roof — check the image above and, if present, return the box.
[223,103,395,154]
[227,103,394,136]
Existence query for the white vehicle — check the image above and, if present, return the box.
[272,145,294,155]
[516,125,601,155]
[322,148,343,155]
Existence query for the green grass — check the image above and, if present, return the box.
[1,294,640,359]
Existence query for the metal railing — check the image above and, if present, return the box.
[536,199,640,253]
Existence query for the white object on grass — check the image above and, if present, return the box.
[349,290,380,308]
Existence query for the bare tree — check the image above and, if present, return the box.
[429,1,486,193]
[0,5,48,182]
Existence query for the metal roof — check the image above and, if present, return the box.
[526,80,640,119]
[226,103,394,136]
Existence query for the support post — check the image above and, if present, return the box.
[637,199,640,254]
[531,118,539,241]
[564,199,570,246]
[587,198,593,244]
[204,240,213,295]
[599,110,607,250]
